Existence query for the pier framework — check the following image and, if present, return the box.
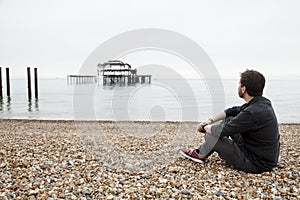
[97,60,151,85]
[67,75,97,85]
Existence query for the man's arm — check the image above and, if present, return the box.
[207,109,256,136]
[225,106,243,117]
[198,105,244,133]
[208,111,227,124]
[206,105,243,125]
[197,111,226,133]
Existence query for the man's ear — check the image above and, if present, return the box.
[242,85,246,93]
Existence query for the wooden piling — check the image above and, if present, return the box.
[6,68,10,96]
[34,68,38,99]
[128,76,131,84]
[27,67,32,99]
[0,67,2,98]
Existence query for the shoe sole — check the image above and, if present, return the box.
[179,150,205,163]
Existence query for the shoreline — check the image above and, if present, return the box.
[1,118,299,125]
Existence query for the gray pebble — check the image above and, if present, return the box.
[82,189,91,195]
[181,189,191,195]
[216,190,223,196]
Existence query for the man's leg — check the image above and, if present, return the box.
[196,116,233,157]
[197,133,262,173]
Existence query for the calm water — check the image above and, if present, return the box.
[0,79,299,123]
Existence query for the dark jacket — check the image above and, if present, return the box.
[215,96,280,171]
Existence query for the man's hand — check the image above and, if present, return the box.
[197,113,225,134]
[197,122,212,133]
[204,124,212,133]
[197,122,208,133]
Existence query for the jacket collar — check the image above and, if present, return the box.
[241,96,264,110]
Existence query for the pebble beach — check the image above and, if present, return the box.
[0,119,299,199]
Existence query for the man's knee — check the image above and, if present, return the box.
[205,134,233,153]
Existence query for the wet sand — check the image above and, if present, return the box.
[0,119,299,199]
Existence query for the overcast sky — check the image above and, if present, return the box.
[0,0,299,79]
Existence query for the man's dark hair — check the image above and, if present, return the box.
[240,70,265,96]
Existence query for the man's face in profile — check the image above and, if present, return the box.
[238,81,244,99]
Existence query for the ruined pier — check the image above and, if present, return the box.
[97,60,151,85]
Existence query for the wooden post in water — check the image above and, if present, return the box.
[0,67,2,98]
[6,68,10,96]
[27,67,32,99]
[34,68,38,99]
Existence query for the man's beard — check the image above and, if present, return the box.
[238,88,244,98]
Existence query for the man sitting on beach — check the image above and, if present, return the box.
[180,70,280,173]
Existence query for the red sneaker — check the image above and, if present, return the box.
[179,149,206,163]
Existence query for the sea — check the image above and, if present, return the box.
[0,78,299,123]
